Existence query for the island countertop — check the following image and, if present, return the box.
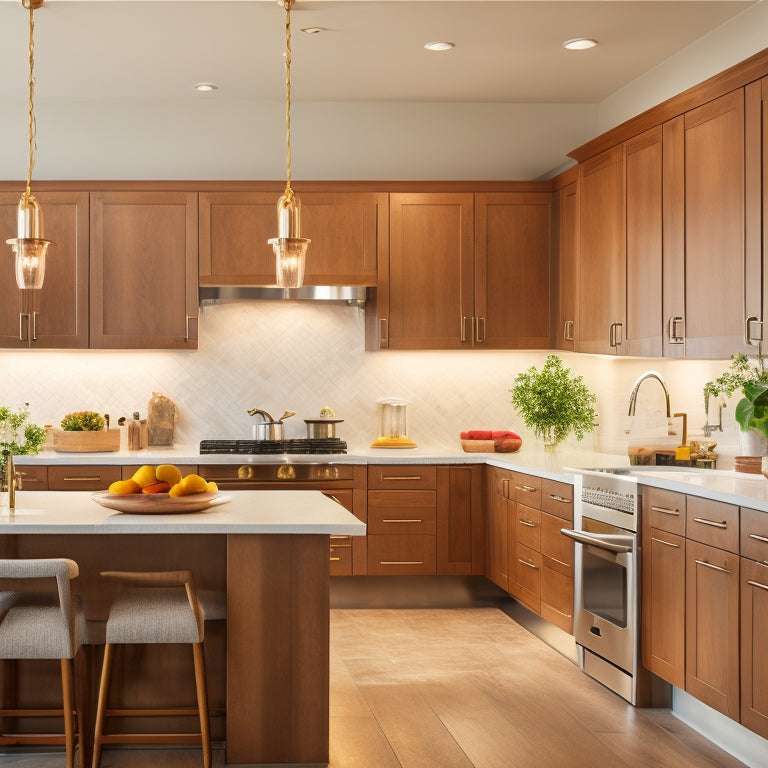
[0,489,367,535]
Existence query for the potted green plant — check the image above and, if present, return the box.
[703,352,768,453]
[0,404,46,461]
[509,355,597,450]
[54,411,120,452]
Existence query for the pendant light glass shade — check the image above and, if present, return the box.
[7,194,50,289]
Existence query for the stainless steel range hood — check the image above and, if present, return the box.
[199,285,367,305]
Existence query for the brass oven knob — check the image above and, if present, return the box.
[237,465,255,480]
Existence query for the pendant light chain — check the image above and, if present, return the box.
[23,0,38,205]
[282,0,295,205]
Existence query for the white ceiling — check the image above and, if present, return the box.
[0,0,755,104]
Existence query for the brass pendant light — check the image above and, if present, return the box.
[268,0,310,288]
[6,0,51,290]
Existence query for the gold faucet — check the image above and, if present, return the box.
[1,450,21,510]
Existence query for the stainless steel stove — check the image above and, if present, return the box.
[199,438,347,455]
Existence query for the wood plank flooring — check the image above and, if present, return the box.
[1,607,751,768]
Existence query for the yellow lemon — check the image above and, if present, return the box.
[131,464,157,488]
[168,482,185,497]
[156,464,182,487]
[205,480,218,493]
[108,479,141,495]
[182,473,208,495]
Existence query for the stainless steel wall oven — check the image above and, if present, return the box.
[562,469,641,704]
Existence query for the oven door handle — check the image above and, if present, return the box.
[560,528,634,554]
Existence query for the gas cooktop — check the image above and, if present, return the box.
[199,438,347,455]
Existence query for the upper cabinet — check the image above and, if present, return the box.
[554,180,578,351]
[198,191,384,287]
[90,191,199,349]
[372,191,551,350]
[0,191,89,349]
[682,90,747,358]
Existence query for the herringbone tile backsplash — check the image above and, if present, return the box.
[0,301,738,458]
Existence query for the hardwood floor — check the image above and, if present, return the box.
[1,607,750,768]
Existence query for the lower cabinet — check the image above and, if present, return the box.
[48,465,121,491]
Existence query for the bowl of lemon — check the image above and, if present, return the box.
[91,464,227,514]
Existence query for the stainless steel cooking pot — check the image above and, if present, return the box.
[247,408,295,441]
[304,419,343,439]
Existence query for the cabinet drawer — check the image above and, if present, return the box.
[741,507,768,564]
[368,465,436,490]
[686,496,739,553]
[644,487,686,536]
[330,536,353,576]
[514,543,542,612]
[367,494,436,535]
[541,512,573,576]
[513,473,542,508]
[16,465,48,490]
[516,505,541,550]
[48,465,121,491]
[367,535,436,575]
[541,567,574,634]
[541,479,573,521]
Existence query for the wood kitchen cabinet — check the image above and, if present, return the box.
[641,487,686,688]
[48,465,121,491]
[89,191,199,349]
[0,191,89,349]
[577,146,625,354]
[554,178,578,351]
[485,466,511,591]
[199,191,385,287]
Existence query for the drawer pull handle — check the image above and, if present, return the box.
[693,517,728,529]
[330,535,348,541]
[546,556,571,568]
[651,536,680,549]
[519,519,536,528]
[382,519,423,524]
[549,494,571,503]
[749,533,768,544]
[747,579,768,592]
[381,475,423,481]
[329,556,341,562]
[516,484,537,493]
[63,476,102,482]
[694,559,732,574]
[518,558,538,570]
[502,478,510,498]
[651,505,680,516]
[380,561,424,566]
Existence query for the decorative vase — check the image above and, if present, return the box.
[739,428,768,457]
[542,426,559,452]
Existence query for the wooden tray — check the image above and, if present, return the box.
[53,429,121,453]
[91,491,230,514]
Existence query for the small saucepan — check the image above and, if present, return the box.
[304,418,344,439]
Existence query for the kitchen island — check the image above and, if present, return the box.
[0,490,365,767]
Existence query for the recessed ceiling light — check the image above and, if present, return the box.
[301,27,325,35]
[194,82,219,92]
[424,41,455,52]
[562,38,597,51]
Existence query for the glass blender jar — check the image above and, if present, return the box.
[370,398,417,448]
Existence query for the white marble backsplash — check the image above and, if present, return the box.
[0,301,744,465]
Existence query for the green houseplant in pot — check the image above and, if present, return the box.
[509,355,597,450]
[0,404,45,461]
[703,352,768,454]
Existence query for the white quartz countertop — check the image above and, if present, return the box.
[0,490,367,535]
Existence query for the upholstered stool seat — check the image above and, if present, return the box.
[0,558,83,768]
[91,570,211,768]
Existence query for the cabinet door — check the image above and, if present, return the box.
[199,191,385,287]
[386,193,474,349]
[48,465,121,491]
[642,526,686,688]
[474,193,551,348]
[578,145,625,354]
[554,181,578,351]
[686,539,740,719]
[624,127,663,357]
[436,464,484,576]
[684,90,746,358]
[90,191,198,349]
[741,558,768,740]
[485,467,510,591]
[0,191,89,349]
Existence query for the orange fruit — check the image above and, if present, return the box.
[131,465,157,488]
[181,473,208,495]
[108,479,141,495]
[205,480,218,493]
[142,481,171,494]
[156,464,182,487]
[168,482,185,498]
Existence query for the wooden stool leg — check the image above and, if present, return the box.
[60,659,76,768]
[92,643,114,768]
[193,643,211,768]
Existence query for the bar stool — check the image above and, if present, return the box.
[91,570,211,768]
[0,558,84,768]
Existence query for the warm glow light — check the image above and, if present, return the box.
[194,82,218,92]
[424,41,455,51]
[562,38,598,50]
[9,238,49,289]
[269,238,309,288]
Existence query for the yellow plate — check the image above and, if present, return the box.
[90,491,230,515]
